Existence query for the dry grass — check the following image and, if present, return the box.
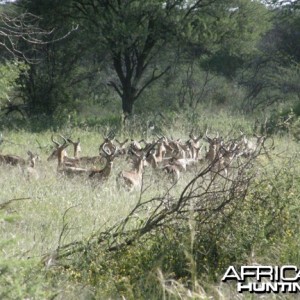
[1,118,299,299]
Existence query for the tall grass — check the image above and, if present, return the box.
[1,111,300,299]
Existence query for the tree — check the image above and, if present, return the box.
[236,1,300,112]
[70,0,274,116]
[9,0,275,118]
[0,60,27,108]
[0,4,52,62]
[0,1,79,118]
[194,0,272,78]
[70,0,181,115]
[14,0,88,116]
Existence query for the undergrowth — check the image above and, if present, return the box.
[1,112,300,299]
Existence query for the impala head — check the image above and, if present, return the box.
[99,131,115,157]
[115,138,129,155]
[204,129,213,143]
[189,129,196,141]
[48,135,69,161]
[27,151,39,168]
[189,129,202,143]
[204,130,224,162]
[115,138,129,148]
[157,140,166,154]
[51,136,69,166]
[205,130,223,147]
[88,143,117,180]
[101,142,116,164]
[67,137,81,158]
[130,139,143,151]
[130,140,157,168]
[118,143,156,191]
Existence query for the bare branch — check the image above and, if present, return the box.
[135,66,171,100]
[0,9,78,62]
[0,197,31,210]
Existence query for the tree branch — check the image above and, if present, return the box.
[135,66,171,100]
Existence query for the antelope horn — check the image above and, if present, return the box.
[205,129,212,143]
[68,137,80,144]
[129,147,140,158]
[139,139,147,144]
[205,129,209,138]
[59,134,69,145]
[101,143,111,156]
[51,135,60,147]
[67,137,74,144]
[107,130,115,140]
[189,129,195,139]
[144,142,158,158]
[120,138,129,146]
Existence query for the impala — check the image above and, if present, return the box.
[187,130,202,160]
[146,139,166,168]
[240,133,266,158]
[67,137,81,158]
[47,135,69,162]
[99,131,116,157]
[0,135,34,167]
[204,130,223,162]
[25,151,40,180]
[89,144,116,181]
[115,138,129,156]
[118,143,156,191]
[53,138,88,176]
[163,158,182,182]
[0,153,26,166]
[118,150,145,191]
[67,137,101,166]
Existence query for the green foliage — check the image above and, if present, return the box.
[7,0,294,118]
[0,60,27,106]
[58,153,300,297]
[275,5,300,63]
[187,0,271,77]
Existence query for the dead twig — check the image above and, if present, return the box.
[0,197,31,210]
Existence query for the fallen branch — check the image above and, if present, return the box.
[0,197,31,210]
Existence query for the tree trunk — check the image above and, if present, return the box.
[122,97,134,115]
[121,86,136,115]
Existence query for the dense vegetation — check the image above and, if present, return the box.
[0,0,300,299]
[0,0,299,126]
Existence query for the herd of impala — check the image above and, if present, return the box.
[0,130,265,190]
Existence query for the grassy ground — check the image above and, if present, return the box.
[1,111,300,299]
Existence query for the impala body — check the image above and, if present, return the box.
[0,154,26,166]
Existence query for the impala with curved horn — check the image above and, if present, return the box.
[117,142,157,191]
[52,137,86,175]
[204,129,223,162]
[47,135,69,162]
[89,143,117,182]
[67,137,102,166]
